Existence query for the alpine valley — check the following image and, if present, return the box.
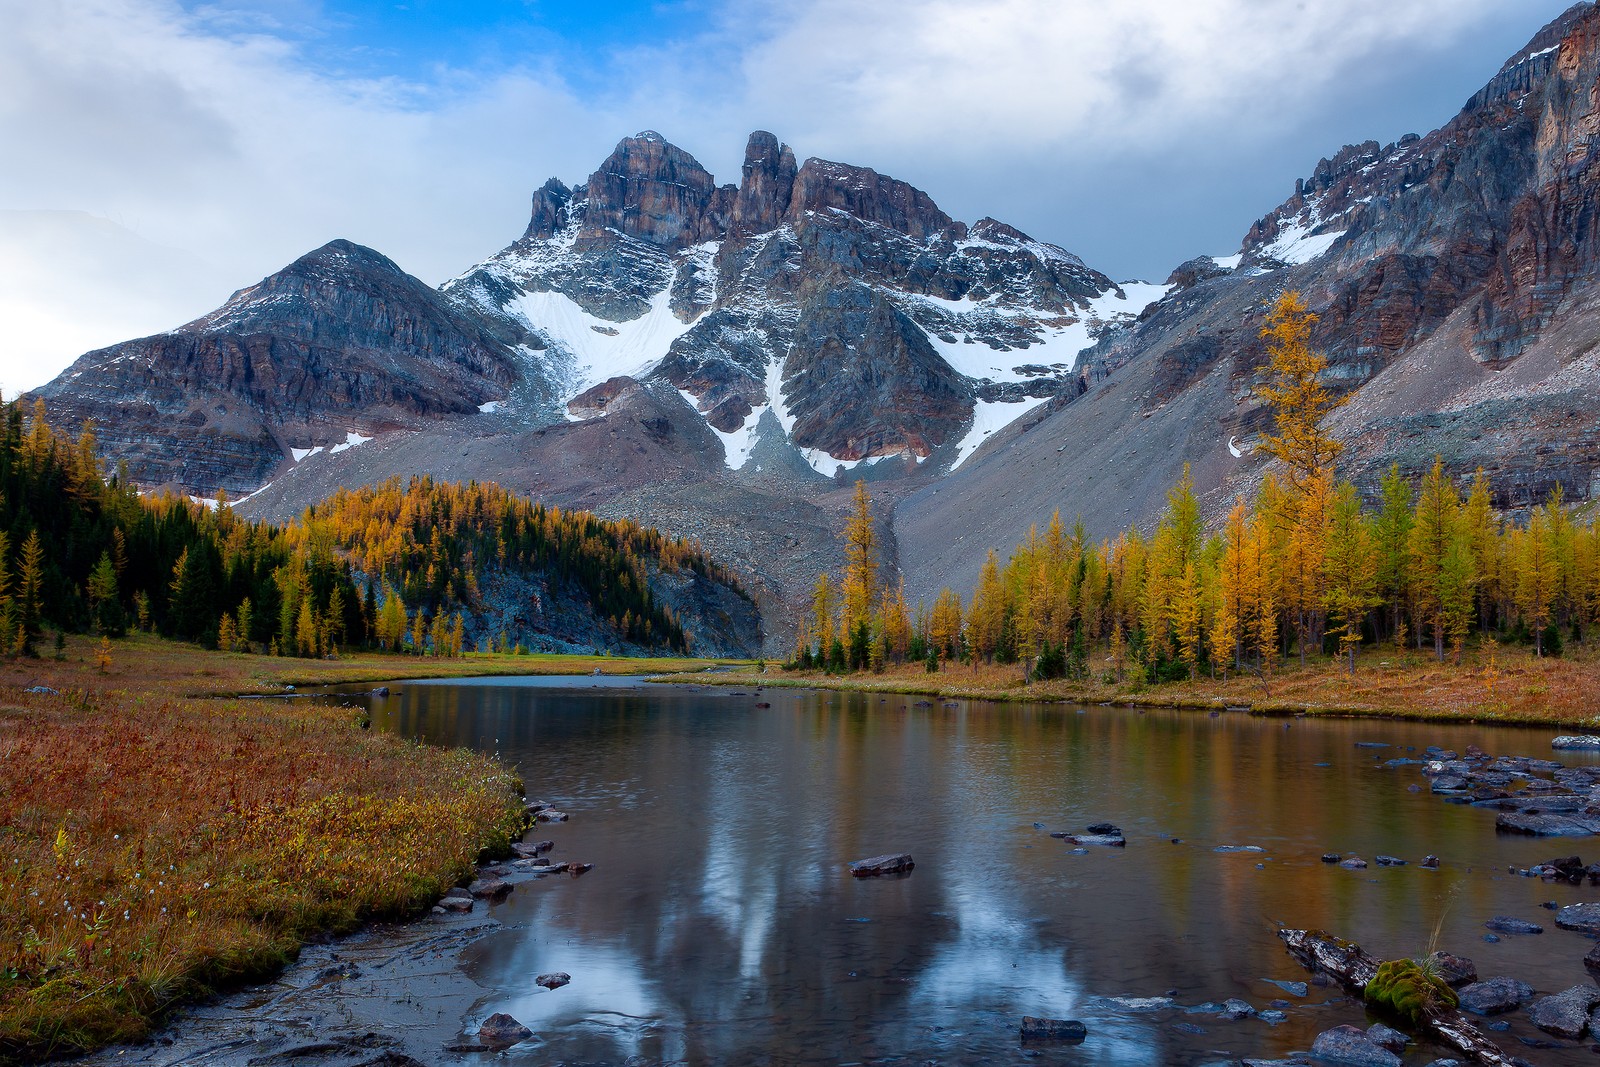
[32,2,1600,652]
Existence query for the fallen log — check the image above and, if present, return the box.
[1278,929,1516,1067]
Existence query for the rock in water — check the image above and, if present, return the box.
[468,878,513,902]
[1556,901,1600,934]
[536,972,571,990]
[1552,735,1600,750]
[1365,1022,1408,1053]
[1457,976,1534,1015]
[477,1012,533,1047]
[1428,952,1478,988]
[1308,1024,1401,1066]
[1019,1017,1086,1043]
[1483,916,1543,934]
[849,853,914,877]
[1528,984,1600,1038]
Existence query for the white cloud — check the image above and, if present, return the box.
[0,0,1572,395]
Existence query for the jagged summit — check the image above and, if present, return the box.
[444,128,1150,476]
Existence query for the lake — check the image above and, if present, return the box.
[336,675,1600,1065]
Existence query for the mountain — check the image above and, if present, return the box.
[896,1,1600,605]
[32,240,533,493]
[36,7,1600,648]
[30,132,1160,651]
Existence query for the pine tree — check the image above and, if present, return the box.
[1373,464,1414,643]
[16,530,44,656]
[1409,457,1459,659]
[1322,482,1378,674]
[840,480,878,641]
[1256,290,1345,492]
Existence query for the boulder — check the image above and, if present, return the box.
[1483,916,1543,934]
[1556,901,1600,934]
[849,853,914,877]
[1496,810,1600,836]
[1085,822,1122,835]
[1584,941,1600,979]
[1555,735,1600,749]
[1340,856,1369,869]
[535,809,569,823]
[1375,855,1406,867]
[437,895,473,914]
[1019,1017,1086,1043]
[535,972,571,990]
[477,1012,532,1047]
[1457,976,1535,1015]
[1528,983,1600,1038]
[468,878,513,902]
[1218,998,1256,1019]
[1308,1024,1401,1066]
[1365,1022,1409,1053]
[1428,952,1478,988]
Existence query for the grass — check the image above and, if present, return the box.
[675,642,1600,728]
[0,634,744,1064]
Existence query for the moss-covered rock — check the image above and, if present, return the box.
[1364,958,1458,1024]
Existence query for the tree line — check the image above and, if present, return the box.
[0,398,740,658]
[794,292,1599,681]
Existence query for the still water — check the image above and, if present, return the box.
[365,676,1600,1065]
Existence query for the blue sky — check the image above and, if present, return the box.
[0,0,1582,392]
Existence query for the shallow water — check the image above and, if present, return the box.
[347,676,1600,1065]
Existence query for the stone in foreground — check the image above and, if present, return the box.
[477,1012,533,1047]
[1528,984,1600,1038]
[1457,976,1535,1015]
[1019,1016,1086,1043]
[849,853,914,877]
[1308,1024,1401,1066]
[1556,901,1600,934]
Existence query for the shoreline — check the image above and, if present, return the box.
[655,651,1600,731]
[0,635,735,1065]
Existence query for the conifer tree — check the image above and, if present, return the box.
[1256,290,1345,492]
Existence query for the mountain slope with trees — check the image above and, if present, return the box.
[0,398,759,659]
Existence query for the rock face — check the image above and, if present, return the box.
[32,241,530,495]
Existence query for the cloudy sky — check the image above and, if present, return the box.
[0,0,1578,395]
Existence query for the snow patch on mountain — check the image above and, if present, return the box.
[953,397,1049,469]
[1262,220,1348,265]
[508,285,698,400]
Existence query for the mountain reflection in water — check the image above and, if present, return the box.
[368,676,1600,1065]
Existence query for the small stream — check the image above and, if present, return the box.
[84,677,1600,1065]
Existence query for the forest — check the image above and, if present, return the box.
[0,399,740,658]
[797,292,1600,682]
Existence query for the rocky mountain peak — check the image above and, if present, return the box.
[788,157,958,240]
[524,178,573,242]
[1497,2,1592,75]
[578,131,729,250]
[732,130,798,235]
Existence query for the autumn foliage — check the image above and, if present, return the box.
[0,398,742,658]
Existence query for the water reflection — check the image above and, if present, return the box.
[365,679,1600,1065]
